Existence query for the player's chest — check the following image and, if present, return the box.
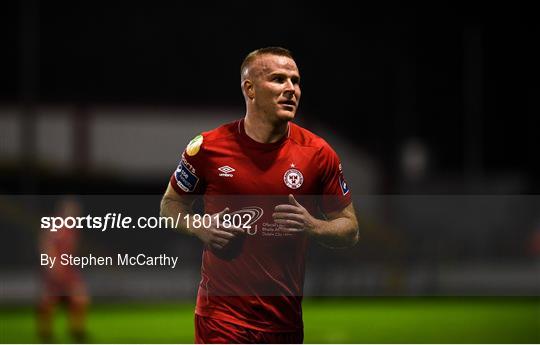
[205,150,320,194]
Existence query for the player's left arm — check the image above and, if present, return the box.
[273,195,359,248]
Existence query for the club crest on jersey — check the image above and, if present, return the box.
[186,134,203,156]
[284,168,304,189]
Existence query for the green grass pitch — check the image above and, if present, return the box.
[1,298,538,343]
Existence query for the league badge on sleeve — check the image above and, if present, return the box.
[186,134,203,156]
[339,175,350,195]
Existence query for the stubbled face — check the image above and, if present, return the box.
[246,54,301,122]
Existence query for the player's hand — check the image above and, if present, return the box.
[193,208,245,251]
[273,194,320,235]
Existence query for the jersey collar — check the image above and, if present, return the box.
[238,119,290,151]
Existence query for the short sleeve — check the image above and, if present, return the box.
[317,142,352,214]
[169,134,207,195]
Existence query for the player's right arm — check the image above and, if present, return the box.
[159,182,198,237]
[160,183,243,250]
[160,132,244,250]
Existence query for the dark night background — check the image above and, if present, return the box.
[1,6,539,340]
[1,1,539,193]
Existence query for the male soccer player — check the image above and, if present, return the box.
[160,47,359,343]
[37,197,89,343]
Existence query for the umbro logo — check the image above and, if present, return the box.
[218,165,235,177]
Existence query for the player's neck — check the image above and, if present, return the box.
[244,114,289,144]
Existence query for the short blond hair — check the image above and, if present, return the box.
[240,47,294,81]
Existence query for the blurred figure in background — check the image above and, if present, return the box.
[37,197,89,343]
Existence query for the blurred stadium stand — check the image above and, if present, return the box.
[0,106,538,301]
[2,1,539,303]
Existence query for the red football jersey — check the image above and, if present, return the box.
[169,119,351,332]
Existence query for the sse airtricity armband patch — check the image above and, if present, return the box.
[175,155,199,192]
[186,134,203,156]
[339,175,350,195]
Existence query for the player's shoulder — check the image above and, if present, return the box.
[184,120,239,155]
[289,122,333,150]
[200,120,239,144]
[200,120,239,145]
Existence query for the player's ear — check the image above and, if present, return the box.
[243,80,255,99]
